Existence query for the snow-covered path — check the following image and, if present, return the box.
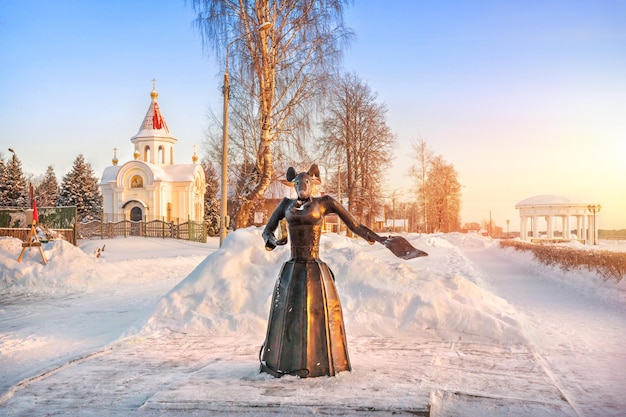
[460,244,626,416]
[0,280,179,397]
[0,238,212,402]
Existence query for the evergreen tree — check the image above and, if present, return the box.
[0,150,28,207]
[58,154,103,221]
[202,160,220,236]
[36,165,60,207]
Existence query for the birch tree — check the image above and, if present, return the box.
[192,0,353,228]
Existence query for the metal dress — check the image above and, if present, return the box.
[260,196,374,378]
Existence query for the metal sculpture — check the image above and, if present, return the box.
[260,164,427,378]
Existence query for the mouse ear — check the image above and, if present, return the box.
[308,163,321,185]
[286,167,297,182]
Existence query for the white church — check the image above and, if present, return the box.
[99,83,205,223]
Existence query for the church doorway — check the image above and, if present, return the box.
[130,207,143,221]
[130,206,143,236]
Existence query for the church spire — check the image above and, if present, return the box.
[130,80,178,165]
[138,78,168,132]
[150,78,158,99]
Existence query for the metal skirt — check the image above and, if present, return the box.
[260,259,351,378]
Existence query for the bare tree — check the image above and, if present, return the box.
[410,141,461,233]
[191,0,353,228]
[410,138,432,232]
[423,155,461,233]
[320,72,395,228]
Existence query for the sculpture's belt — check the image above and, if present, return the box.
[288,224,321,260]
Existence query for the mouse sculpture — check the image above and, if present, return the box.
[260,164,427,378]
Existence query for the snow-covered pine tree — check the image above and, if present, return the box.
[58,154,103,221]
[0,151,28,207]
[36,165,60,207]
[202,160,220,236]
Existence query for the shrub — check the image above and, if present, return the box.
[499,240,626,282]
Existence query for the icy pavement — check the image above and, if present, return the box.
[0,334,577,416]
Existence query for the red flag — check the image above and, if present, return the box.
[153,103,163,130]
[32,199,39,224]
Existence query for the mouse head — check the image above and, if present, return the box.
[286,164,321,201]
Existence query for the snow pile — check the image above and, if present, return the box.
[144,228,527,345]
[0,236,209,294]
[143,228,284,336]
[0,237,113,293]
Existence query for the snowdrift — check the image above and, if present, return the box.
[0,237,115,293]
[0,236,208,294]
[144,228,527,345]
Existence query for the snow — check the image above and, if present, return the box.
[515,194,589,208]
[1,230,625,416]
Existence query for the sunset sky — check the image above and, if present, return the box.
[2,1,624,229]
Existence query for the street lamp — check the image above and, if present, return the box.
[220,22,271,247]
[587,204,601,245]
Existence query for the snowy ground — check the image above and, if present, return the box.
[1,230,625,416]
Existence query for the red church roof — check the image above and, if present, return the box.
[137,85,170,134]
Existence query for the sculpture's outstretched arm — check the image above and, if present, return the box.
[324,196,381,244]
[262,198,290,251]
[324,196,428,259]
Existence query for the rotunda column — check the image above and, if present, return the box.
[546,215,554,239]
[532,215,539,239]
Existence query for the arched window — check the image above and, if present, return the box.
[130,175,143,188]
[158,146,165,164]
[144,146,151,163]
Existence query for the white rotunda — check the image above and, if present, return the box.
[515,195,601,245]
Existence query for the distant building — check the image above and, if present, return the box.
[99,83,205,223]
[515,194,600,245]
